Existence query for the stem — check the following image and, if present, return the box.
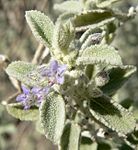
[32,43,45,64]
[1,91,20,104]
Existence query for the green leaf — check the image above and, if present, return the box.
[56,12,76,24]
[73,8,134,32]
[96,0,121,8]
[52,21,75,54]
[6,103,39,121]
[59,122,81,150]
[120,98,134,109]
[80,27,103,45]
[90,96,136,135]
[101,65,137,95]
[6,61,48,87]
[81,33,103,50]
[77,44,122,66]
[6,61,35,85]
[40,92,65,144]
[103,20,119,44]
[25,10,54,47]
[73,9,113,28]
[54,1,83,13]
[119,144,135,150]
[80,137,98,150]
[97,142,112,150]
[127,130,138,145]
[85,64,94,79]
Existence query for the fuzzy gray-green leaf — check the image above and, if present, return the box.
[54,1,83,13]
[101,65,137,95]
[77,44,122,66]
[40,92,65,144]
[25,10,54,47]
[56,12,76,24]
[6,103,39,121]
[6,61,37,86]
[6,61,47,87]
[96,0,121,8]
[90,96,136,135]
[80,27,103,45]
[52,21,75,54]
[73,10,113,28]
[81,33,103,49]
[59,122,81,150]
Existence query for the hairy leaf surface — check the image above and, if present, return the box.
[90,96,136,135]
[40,92,65,144]
[77,44,122,66]
[25,10,54,47]
[52,22,75,54]
[101,65,137,95]
[73,10,113,28]
[54,1,83,13]
[56,12,76,24]
[6,103,39,121]
[80,27,103,45]
[6,61,48,87]
[96,0,121,8]
[59,122,81,150]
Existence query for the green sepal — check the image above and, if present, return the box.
[25,10,54,47]
[89,96,136,135]
[59,122,81,150]
[40,92,66,144]
[6,103,39,121]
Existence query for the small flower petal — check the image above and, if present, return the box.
[22,86,30,94]
[24,105,30,110]
[31,87,41,94]
[50,60,58,73]
[56,75,64,84]
[43,86,51,95]
[16,94,26,102]
[57,64,67,75]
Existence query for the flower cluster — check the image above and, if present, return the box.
[16,86,49,109]
[40,60,67,85]
[16,60,67,109]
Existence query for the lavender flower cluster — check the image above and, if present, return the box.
[16,60,67,109]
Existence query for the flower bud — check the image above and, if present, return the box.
[95,70,109,87]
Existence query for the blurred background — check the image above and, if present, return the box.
[0,0,138,150]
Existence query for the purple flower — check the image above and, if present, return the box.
[41,60,67,85]
[16,60,66,110]
[16,86,49,109]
